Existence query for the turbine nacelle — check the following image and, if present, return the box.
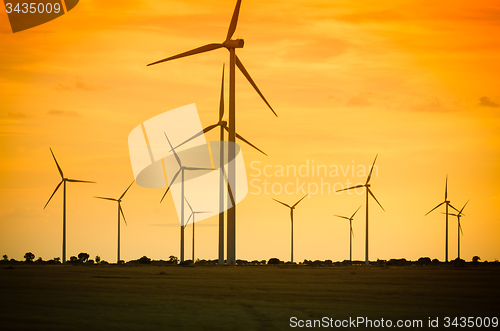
[223,39,244,49]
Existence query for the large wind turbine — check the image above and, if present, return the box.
[94,181,134,263]
[44,148,95,263]
[160,133,213,262]
[333,205,362,262]
[444,200,469,260]
[184,197,210,263]
[336,155,384,265]
[173,64,267,265]
[148,0,277,264]
[272,194,308,263]
[425,176,459,263]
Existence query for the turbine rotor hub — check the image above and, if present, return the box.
[223,39,244,49]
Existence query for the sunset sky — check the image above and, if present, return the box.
[1,0,499,263]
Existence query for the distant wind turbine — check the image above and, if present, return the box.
[160,133,213,262]
[184,197,211,263]
[425,176,459,263]
[272,194,308,263]
[173,64,267,265]
[333,205,362,262]
[443,199,469,260]
[336,155,384,265]
[94,181,134,263]
[44,148,95,263]
[148,0,277,265]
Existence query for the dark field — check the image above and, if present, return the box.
[1,265,499,330]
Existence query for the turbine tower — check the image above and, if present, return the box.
[336,155,384,265]
[173,64,267,265]
[148,0,277,264]
[184,197,210,263]
[333,205,362,262]
[272,194,308,263]
[445,200,469,260]
[44,148,95,263]
[160,133,212,262]
[425,176,459,263]
[94,181,134,263]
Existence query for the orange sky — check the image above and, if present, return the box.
[1,0,499,263]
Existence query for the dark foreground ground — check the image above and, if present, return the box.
[0,265,499,330]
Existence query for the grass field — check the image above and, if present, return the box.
[1,264,499,330]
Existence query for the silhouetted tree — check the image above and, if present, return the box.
[95,256,101,264]
[2,254,8,261]
[168,255,178,265]
[138,256,151,264]
[268,258,280,265]
[69,256,78,263]
[35,257,43,263]
[472,256,481,264]
[54,257,60,263]
[78,252,89,263]
[24,252,35,262]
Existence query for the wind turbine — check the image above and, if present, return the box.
[443,200,469,260]
[184,197,211,263]
[425,176,459,263]
[94,181,134,263]
[336,155,384,265]
[272,194,308,263]
[44,148,95,263]
[148,0,277,264]
[172,64,267,265]
[160,133,213,262]
[333,205,362,262]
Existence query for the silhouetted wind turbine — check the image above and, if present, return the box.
[173,64,267,265]
[148,0,277,264]
[160,133,213,262]
[443,200,469,260]
[425,176,459,263]
[334,205,362,262]
[44,148,95,263]
[336,155,384,265]
[184,197,211,263]
[272,194,308,263]
[94,181,134,263]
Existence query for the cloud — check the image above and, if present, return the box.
[47,110,82,117]
[54,76,110,92]
[7,111,29,119]
[479,96,499,108]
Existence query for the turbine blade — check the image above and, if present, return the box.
[49,148,64,178]
[184,197,193,214]
[445,175,448,201]
[293,194,308,207]
[119,181,135,200]
[333,214,350,220]
[120,205,127,226]
[368,188,385,211]
[425,201,445,216]
[272,198,291,208]
[351,205,363,219]
[459,199,470,214]
[351,226,355,238]
[184,167,213,171]
[226,0,242,41]
[184,213,193,228]
[449,203,460,213]
[442,212,458,216]
[366,154,378,185]
[147,43,224,66]
[172,124,219,151]
[66,179,95,183]
[336,184,365,193]
[164,132,182,167]
[235,55,277,117]
[220,165,236,207]
[219,64,225,122]
[44,181,63,209]
[459,222,463,235]
[94,197,117,201]
[160,170,181,203]
[229,128,267,156]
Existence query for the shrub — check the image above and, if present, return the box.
[268,258,280,265]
